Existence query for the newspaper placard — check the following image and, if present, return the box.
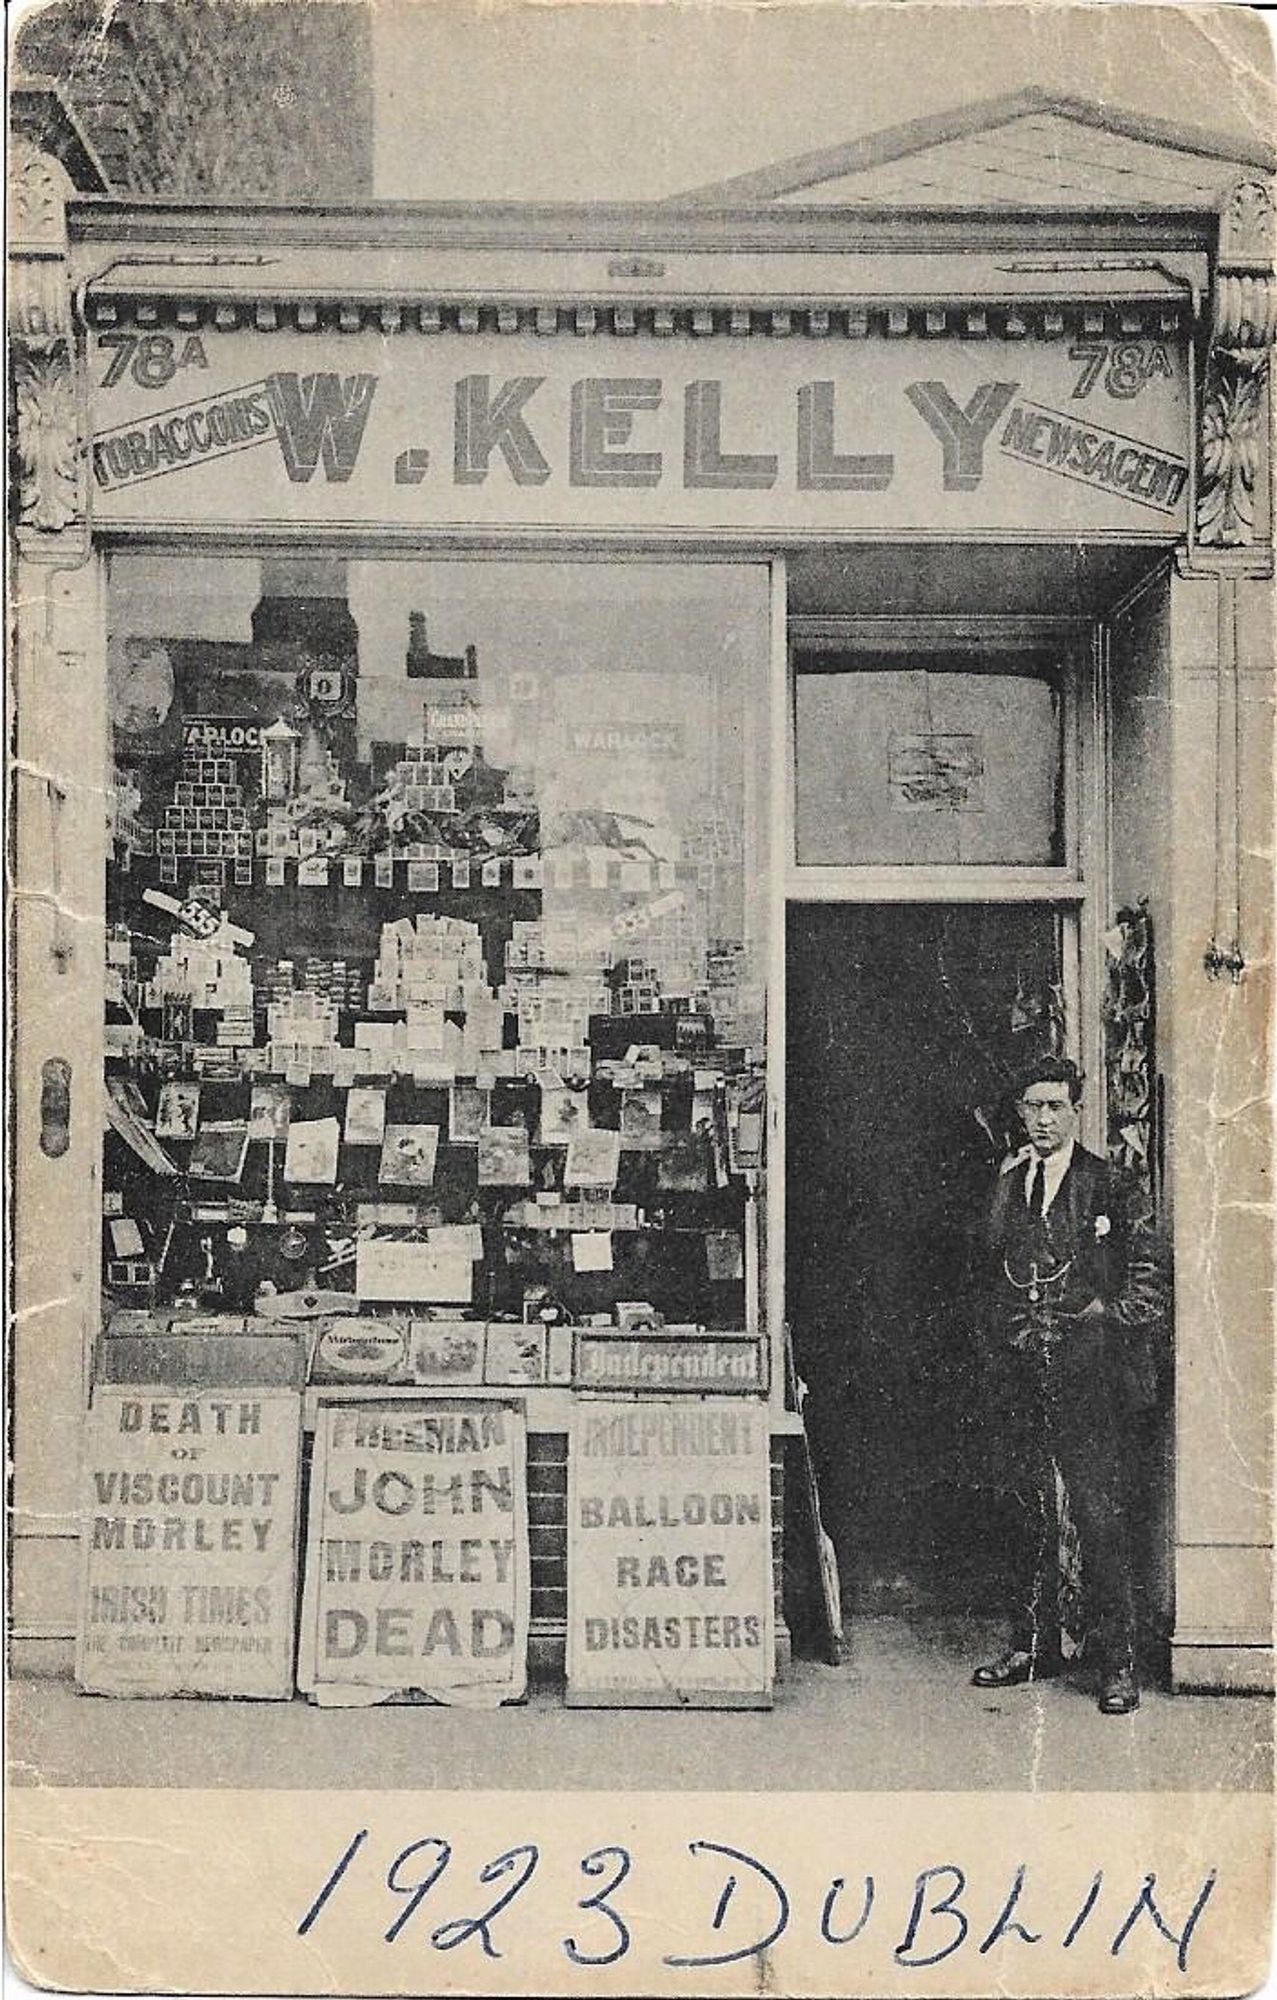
[299,1399,529,1706]
[575,1330,767,1392]
[567,1398,773,1708]
[76,1382,302,1700]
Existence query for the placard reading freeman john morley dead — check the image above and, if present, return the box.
[298,1399,530,1706]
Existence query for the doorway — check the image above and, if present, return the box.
[786,902,1064,1616]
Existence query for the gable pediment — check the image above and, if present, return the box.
[677,90,1275,211]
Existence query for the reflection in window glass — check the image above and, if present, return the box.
[103,556,768,1337]
[793,650,1065,867]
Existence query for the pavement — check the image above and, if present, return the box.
[10,1618,1271,1792]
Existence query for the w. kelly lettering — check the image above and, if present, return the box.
[91,370,1019,494]
[90,365,1186,509]
[267,370,377,481]
[447,373,1018,492]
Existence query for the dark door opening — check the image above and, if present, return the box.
[786,903,1062,1617]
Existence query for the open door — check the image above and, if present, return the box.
[786,902,1064,1616]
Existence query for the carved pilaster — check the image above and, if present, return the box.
[7,139,86,555]
[1196,179,1276,552]
[1186,180,1276,985]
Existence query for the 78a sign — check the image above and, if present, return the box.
[1068,340,1175,400]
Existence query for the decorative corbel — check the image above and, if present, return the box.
[1196,178,1276,550]
[7,138,86,551]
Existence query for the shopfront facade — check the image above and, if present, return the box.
[10,93,1274,1696]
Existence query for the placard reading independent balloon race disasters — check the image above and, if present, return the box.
[76,1385,302,1699]
[566,1399,773,1708]
[299,1400,529,1707]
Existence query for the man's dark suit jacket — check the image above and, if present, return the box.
[983,1141,1167,1413]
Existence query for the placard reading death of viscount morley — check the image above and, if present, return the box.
[76,1385,302,1700]
[567,1398,773,1707]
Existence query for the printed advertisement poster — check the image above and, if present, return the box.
[299,1399,529,1707]
[567,1398,773,1707]
[76,1385,302,1700]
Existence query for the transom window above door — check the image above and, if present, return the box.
[790,630,1075,872]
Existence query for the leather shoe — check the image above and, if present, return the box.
[1097,1667,1140,1715]
[971,1647,1059,1688]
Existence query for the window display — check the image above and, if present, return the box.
[103,558,769,1369]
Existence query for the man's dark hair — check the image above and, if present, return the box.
[1012,1054,1084,1104]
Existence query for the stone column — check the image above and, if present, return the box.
[1169,180,1275,1691]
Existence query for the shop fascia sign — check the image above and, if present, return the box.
[87,329,1190,529]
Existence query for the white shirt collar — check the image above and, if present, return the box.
[1010,1137,1074,1211]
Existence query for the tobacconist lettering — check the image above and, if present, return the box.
[91,371,377,490]
[91,368,1185,510]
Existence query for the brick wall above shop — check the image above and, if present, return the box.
[14,0,373,201]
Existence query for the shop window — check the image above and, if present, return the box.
[792,647,1066,868]
[102,555,769,1338]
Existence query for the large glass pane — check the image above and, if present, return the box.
[103,556,768,1340]
[793,648,1065,867]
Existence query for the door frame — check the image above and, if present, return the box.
[769,596,1107,1396]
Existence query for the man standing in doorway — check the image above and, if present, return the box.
[970,1056,1166,1715]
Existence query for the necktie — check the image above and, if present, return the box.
[1027,1159,1047,1218]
